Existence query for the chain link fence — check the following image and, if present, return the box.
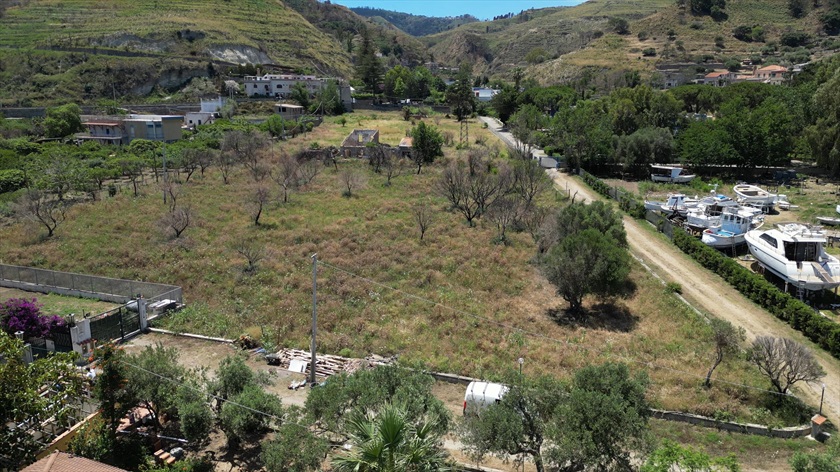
[0,263,182,305]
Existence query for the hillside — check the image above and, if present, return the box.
[0,0,359,105]
[425,0,839,85]
[424,0,673,76]
[532,0,836,84]
[350,7,479,36]
[283,0,430,66]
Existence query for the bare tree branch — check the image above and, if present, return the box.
[749,336,825,394]
[412,202,435,241]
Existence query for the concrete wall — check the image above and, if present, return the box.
[0,279,131,303]
[427,371,811,439]
[650,409,811,439]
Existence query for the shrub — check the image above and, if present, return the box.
[0,298,65,339]
[642,48,657,57]
[665,282,683,294]
[0,169,25,194]
[781,31,810,47]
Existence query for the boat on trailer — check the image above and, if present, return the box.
[744,222,840,291]
[650,165,696,183]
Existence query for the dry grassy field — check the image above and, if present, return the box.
[0,111,813,425]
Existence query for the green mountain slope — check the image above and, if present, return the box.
[350,6,479,36]
[0,0,354,105]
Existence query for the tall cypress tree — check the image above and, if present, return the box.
[355,28,382,94]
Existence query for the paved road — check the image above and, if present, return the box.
[480,117,840,424]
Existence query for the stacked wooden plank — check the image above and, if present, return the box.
[267,349,396,378]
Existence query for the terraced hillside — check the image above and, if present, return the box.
[426,0,838,86]
[0,0,356,105]
[535,0,834,81]
[0,0,350,71]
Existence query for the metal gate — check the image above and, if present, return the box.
[90,306,141,343]
[51,325,73,352]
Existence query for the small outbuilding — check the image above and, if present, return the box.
[398,136,413,158]
[341,129,380,158]
[275,103,305,121]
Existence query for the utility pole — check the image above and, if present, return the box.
[310,253,318,386]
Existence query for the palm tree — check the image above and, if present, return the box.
[331,404,455,472]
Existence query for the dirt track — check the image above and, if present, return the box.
[545,168,840,424]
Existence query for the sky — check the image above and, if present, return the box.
[329,0,586,20]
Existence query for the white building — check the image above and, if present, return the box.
[244,74,325,98]
[184,97,226,129]
[472,87,499,102]
[243,74,353,111]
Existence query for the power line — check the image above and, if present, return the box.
[316,258,794,398]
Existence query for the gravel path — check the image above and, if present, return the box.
[480,117,840,423]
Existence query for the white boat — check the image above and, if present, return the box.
[644,200,665,212]
[816,216,840,226]
[651,165,696,183]
[658,194,699,217]
[701,207,763,248]
[744,223,840,291]
[685,194,739,229]
[733,184,776,207]
[776,194,794,210]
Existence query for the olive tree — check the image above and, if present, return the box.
[541,228,631,316]
[549,362,651,471]
[704,318,745,388]
[459,374,565,472]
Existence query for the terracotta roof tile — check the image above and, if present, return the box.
[21,452,128,472]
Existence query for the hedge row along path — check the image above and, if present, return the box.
[479,117,840,424]
[550,169,839,424]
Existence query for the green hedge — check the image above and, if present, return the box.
[673,228,840,358]
[579,169,840,358]
[580,171,647,219]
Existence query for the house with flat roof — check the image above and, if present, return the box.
[123,115,183,143]
[243,74,353,110]
[78,114,183,145]
[473,87,498,102]
[275,103,305,121]
[78,119,127,145]
[184,97,227,129]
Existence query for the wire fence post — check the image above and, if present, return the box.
[310,253,318,386]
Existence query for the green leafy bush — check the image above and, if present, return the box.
[0,169,25,194]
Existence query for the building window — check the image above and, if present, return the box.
[106,128,110,135]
